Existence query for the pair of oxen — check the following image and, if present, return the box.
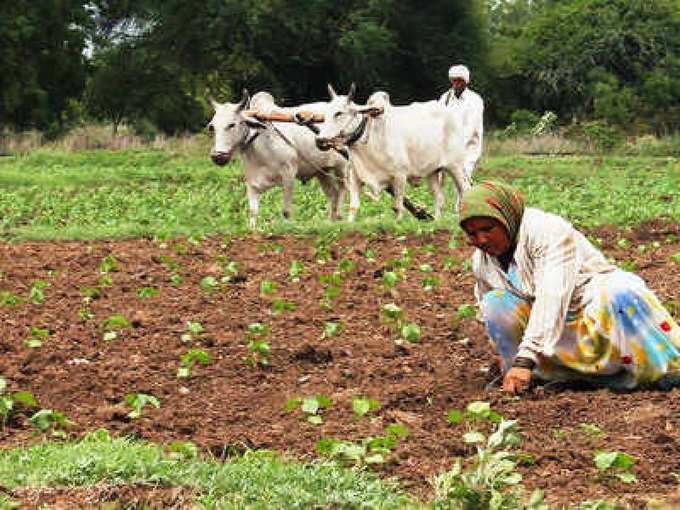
[208,84,471,228]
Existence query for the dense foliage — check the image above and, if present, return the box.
[1,0,679,135]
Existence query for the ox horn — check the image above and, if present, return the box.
[327,83,337,99]
[347,82,356,102]
[237,89,250,111]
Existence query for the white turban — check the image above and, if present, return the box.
[448,65,470,83]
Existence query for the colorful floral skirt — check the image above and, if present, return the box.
[481,270,680,389]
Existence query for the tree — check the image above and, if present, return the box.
[0,0,90,133]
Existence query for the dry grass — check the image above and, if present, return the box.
[485,133,589,157]
[0,123,210,155]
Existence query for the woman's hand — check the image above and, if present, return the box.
[502,367,532,394]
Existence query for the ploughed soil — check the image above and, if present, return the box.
[1,222,680,508]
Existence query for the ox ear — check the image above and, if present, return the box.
[237,89,250,111]
[208,95,220,109]
[347,82,356,103]
[327,83,337,99]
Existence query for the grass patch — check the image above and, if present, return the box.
[0,149,678,240]
[0,430,415,509]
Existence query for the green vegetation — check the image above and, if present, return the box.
[0,152,677,240]
[0,430,413,509]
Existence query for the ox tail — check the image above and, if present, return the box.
[384,185,433,221]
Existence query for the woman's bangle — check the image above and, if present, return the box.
[512,356,536,370]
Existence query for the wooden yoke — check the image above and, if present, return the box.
[243,110,325,123]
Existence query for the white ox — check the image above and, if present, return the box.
[314,85,471,221]
[209,91,348,229]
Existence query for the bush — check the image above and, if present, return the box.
[581,121,625,152]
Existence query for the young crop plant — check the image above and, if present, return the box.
[422,274,440,292]
[99,254,120,274]
[322,321,343,339]
[260,279,278,296]
[423,243,438,255]
[177,349,211,379]
[319,272,343,309]
[24,327,50,348]
[271,297,297,315]
[288,260,305,282]
[0,290,23,306]
[215,256,240,283]
[137,286,160,299]
[352,397,381,418]
[593,450,637,484]
[382,270,400,291]
[28,280,49,304]
[314,232,338,264]
[285,394,333,425]
[450,303,478,330]
[124,393,161,419]
[337,259,356,274]
[244,322,271,367]
[363,247,378,262]
[181,321,204,343]
[102,313,130,341]
[433,412,548,510]
[316,423,409,466]
[381,303,422,344]
[29,409,75,438]
[579,422,606,438]
[0,378,38,427]
[443,255,459,271]
[199,276,220,293]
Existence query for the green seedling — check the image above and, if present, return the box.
[244,322,270,367]
[80,286,101,303]
[352,397,381,417]
[170,274,183,286]
[443,255,459,271]
[337,259,355,273]
[102,314,130,331]
[28,280,49,304]
[579,422,605,438]
[187,233,205,245]
[181,321,204,343]
[319,272,343,309]
[579,501,619,510]
[423,243,438,255]
[177,348,211,379]
[159,254,182,272]
[0,379,39,426]
[450,303,477,329]
[363,248,378,262]
[199,276,220,292]
[289,260,305,282]
[419,263,434,273]
[124,393,160,419]
[260,279,277,296]
[462,259,473,272]
[432,418,547,510]
[173,242,188,254]
[447,401,505,430]
[381,303,421,344]
[271,297,297,314]
[285,394,332,425]
[322,321,343,339]
[616,238,630,249]
[619,260,637,272]
[99,254,120,274]
[216,258,240,283]
[0,291,23,306]
[24,327,50,348]
[29,409,75,437]
[98,274,113,287]
[422,275,440,291]
[137,286,159,299]
[382,270,400,290]
[671,252,680,264]
[316,423,408,466]
[77,306,95,321]
[593,450,636,484]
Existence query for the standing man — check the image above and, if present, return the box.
[439,65,484,180]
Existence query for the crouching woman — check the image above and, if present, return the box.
[459,181,680,394]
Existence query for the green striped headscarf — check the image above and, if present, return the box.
[459,181,525,242]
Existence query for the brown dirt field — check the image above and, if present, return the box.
[1,222,680,508]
